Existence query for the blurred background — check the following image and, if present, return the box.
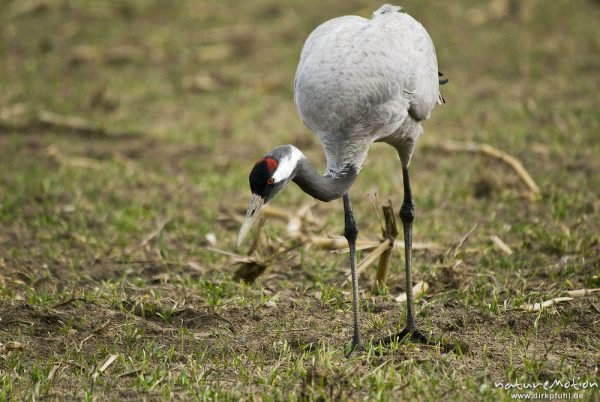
[1,0,599,399]
[1,0,598,266]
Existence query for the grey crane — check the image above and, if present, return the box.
[237,4,445,354]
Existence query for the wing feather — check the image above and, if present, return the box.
[294,5,443,170]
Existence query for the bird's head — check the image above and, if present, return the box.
[237,145,303,247]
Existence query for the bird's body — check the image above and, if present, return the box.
[239,4,445,354]
[295,4,443,173]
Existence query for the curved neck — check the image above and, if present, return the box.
[292,157,357,202]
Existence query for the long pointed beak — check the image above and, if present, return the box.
[237,194,265,247]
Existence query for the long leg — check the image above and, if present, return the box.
[343,193,363,354]
[376,166,425,346]
[399,167,416,331]
[375,166,456,350]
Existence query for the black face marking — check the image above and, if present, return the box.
[249,160,274,199]
[247,146,298,204]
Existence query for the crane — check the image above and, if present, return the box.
[237,4,445,354]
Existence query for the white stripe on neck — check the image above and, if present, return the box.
[273,146,303,182]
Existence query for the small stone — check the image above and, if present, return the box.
[205,233,217,246]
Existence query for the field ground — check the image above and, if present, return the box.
[0,0,599,400]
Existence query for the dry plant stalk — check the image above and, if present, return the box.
[446,223,479,260]
[124,217,171,255]
[36,110,137,138]
[315,237,442,253]
[47,364,60,381]
[523,288,600,312]
[238,202,441,252]
[423,140,541,198]
[375,203,399,290]
[343,240,391,284]
[566,288,600,297]
[357,240,392,276]
[91,354,118,379]
[524,297,574,312]
[490,234,513,255]
[207,243,300,283]
[229,201,440,283]
[308,236,351,250]
[245,203,317,238]
[0,108,139,138]
[367,192,385,231]
[46,145,103,170]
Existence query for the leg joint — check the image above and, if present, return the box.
[344,225,358,243]
[399,200,415,225]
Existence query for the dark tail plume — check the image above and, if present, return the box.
[439,71,448,85]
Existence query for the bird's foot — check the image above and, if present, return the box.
[375,326,428,348]
[374,326,468,354]
[345,337,364,358]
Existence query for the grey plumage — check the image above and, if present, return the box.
[294,4,443,171]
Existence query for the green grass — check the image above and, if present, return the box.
[0,0,599,400]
